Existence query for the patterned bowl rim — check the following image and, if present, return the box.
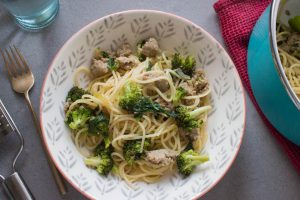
[39,9,246,200]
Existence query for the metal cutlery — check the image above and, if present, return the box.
[0,46,67,196]
[0,98,34,200]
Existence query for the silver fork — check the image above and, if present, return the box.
[1,46,67,196]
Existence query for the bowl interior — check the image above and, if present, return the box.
[40,10,245,200]
[277,0,300,26]
[270,0,300,110]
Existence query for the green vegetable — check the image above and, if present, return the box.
[101,51,109,58]
[95,142,113,155]
[137,39,147,62]
[176,149,209,177]
[172,87,187,106]
[172,105,211,132]
[184,56,196,70]
[289,16,300,32]
[66,86,88,102]
[171,53,196,76]
[65,106,92,130]
[88,112,111,148]
[146,59,153,71]
[94,48,110,60]
[88,113,109,134]
[184,139,194,151]
[119,82,168,118]
[138,54,146,62]
[137,39,147,48]
[171,53,182,69]
[107,57,119,71]
[84,142,113,176]
[123,139,151,165]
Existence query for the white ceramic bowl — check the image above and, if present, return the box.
[40,10,246,200]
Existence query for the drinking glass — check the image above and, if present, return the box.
[0,0,59,30]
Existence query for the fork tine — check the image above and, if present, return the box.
[9,46,25,74]
[1,49,13,79]
[13,45,30,72]
[4,48,18,76]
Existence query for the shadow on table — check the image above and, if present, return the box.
[0,9,20,47]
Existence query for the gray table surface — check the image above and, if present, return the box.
[0,0,299,200]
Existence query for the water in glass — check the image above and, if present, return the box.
[0,0,59,30]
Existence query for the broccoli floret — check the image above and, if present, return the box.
[176,149,209,177]
[119,82,168,118]
[173,105,211,132]
[96,156,113,176]
[184,56,196,71]
[119,82,141,106]
[65,106,92,130]
[95,141,113,155]
[171,53,196,76]
[88,112,111,148]
[171,53,182,69]
[66,86,88,102]
[84,143,113,176]
[84,156,102,166]
[88,113,109,134]
[172,87,187,106]
[123,139,151,165]
[107,57,119,71]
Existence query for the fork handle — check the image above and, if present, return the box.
[24,92,68,196]
[2,172,35,200]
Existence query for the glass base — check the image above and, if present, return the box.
[14,1,59,31]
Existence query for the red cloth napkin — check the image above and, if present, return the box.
[214,0,300,173]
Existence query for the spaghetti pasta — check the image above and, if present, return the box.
[277,23,300,97]
[64,38,211,184]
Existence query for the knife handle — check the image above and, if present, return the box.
[2,172,35,200]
